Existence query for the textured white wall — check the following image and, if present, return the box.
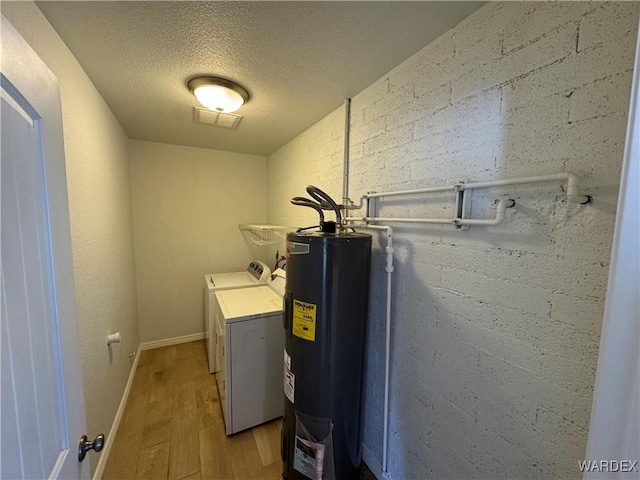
[129,140,267,343]
[268,107,346,227]
[268,3,639,479]
[1,2,140,475]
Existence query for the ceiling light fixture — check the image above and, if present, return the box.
[187,76,249,113]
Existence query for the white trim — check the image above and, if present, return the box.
[362,443,387,480]
[1,84,34,126]
[92,345,141,480]
[139,332,206,351]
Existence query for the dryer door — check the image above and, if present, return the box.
[228,313,284,434]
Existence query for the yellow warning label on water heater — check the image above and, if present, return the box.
[293,299,317,342]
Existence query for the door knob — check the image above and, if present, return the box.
[78,433,105,462]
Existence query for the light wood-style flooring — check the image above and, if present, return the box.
[103,340,282,480]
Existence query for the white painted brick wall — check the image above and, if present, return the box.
[267,2,639,478]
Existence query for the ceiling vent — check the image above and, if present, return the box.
[193,107,242,130]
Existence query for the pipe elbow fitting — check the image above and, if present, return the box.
[565,172,591,204]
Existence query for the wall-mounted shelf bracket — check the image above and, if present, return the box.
[453,183,470,230]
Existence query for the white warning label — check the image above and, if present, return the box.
[284,349,294,403]
[293,436,324,480]
[284,349,291,369]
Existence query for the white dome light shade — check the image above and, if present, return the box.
[188,77,249,113]
[193,85,244,112]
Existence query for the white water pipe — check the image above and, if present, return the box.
[349,198,516,227]
[365,185,455,199]
[360,172,590,204]
[460,172,590,204]
[342,98,351,211]
[351,223,393,474]
[454,199,516,226]
[358,217,453,225]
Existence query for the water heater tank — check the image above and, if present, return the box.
[281,230,372,479]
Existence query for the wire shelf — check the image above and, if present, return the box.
[239,224,291,246]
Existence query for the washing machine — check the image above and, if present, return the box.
[214,268,286,435]
[204,261,271,374]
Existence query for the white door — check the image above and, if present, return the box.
[585,25,640,478]
[1,15,90,479]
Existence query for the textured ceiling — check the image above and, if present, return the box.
[37,1,483,156]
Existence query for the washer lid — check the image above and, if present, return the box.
[216,286,282,323]
[205,271,258,290]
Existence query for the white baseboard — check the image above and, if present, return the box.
[93,344,142,480]
[93,333,206,478]
[362,443,386,480]
[139,332,205,351]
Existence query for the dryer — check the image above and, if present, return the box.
[214,269,286,435]
[204,261,270,373]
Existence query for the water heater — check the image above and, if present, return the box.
[281,186,371,479]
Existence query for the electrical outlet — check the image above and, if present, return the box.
[128,350,136,361]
